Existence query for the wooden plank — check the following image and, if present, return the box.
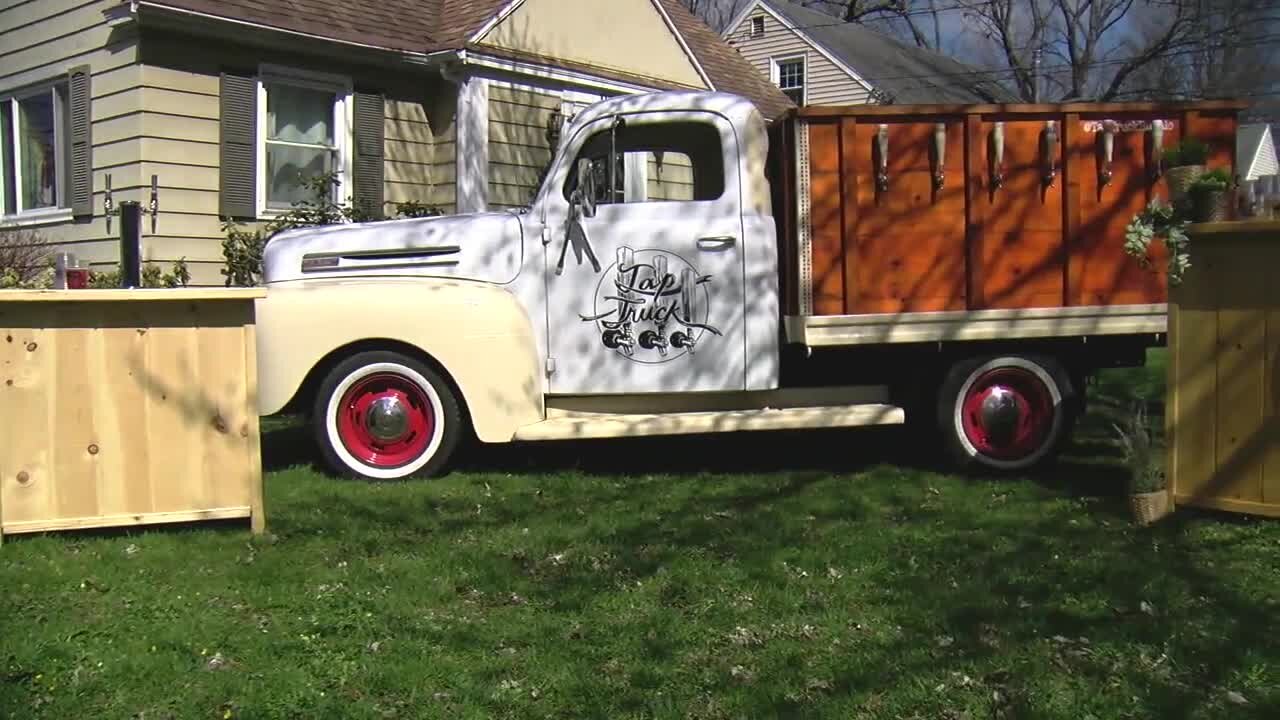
[972,118,1064,310]
[851,120,967,313]
[52,320,103,522]
[1214,241,1266,502]
[1061,113,1078,306]
[808,120,844,315]
[0,311,56,529]
[1169,244,1219,506]
[796,100,1249,118]
[244,322,265,535]
[1172,495,1280,519]
[2,507,254,535]
[964,113,982,308]
[143,305,206,513]
[95,310,153,517]
[840,117,859,313]
[1264,241,1280,507]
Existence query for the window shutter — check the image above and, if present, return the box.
[352,91,385,217]
[67,65,93,218]
[219,72,258,219]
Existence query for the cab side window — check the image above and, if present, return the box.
[563,119,726,205]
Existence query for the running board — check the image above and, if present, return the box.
[511,403,904,442]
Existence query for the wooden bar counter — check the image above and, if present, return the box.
[1167,220,1280,518]
[0,288,267,541]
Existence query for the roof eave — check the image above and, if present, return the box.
[107,0,458,68]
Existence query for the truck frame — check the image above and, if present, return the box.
[253,90,1243,480]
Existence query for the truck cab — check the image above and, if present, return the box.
[256,91,826,480]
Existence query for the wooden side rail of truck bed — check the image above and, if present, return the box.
[767,100,1245,341]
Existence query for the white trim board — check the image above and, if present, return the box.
[649,0,715,90]
[461,50,670,96]
[455,74,490,214]
[468,0,528,44]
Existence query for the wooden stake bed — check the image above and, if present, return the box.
[0,288,267,542]
[768,100,1246,325]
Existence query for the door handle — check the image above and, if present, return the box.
[696,236,736,250]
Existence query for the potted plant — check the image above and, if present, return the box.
[1162,136,1209,202]
[1187,167,1231,222]
[1112,401,1169,526]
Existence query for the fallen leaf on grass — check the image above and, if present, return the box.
[1225,690,1249,705]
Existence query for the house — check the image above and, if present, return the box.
[0,0,791,284]
[1236,123,1279,196]
[721,0,1017,106]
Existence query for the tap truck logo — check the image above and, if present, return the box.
[579,246,721,363]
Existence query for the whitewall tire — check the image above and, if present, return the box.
[936,354,1075,472]
[312,351,463,480]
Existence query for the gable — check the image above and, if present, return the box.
[475,0,708,89]
[724,4,872,106]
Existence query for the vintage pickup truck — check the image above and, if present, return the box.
[253,90,1241,480]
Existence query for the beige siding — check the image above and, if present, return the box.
[478,0,707,89]
[487,84,564,210]
[0,0,141,274]
[122,33,460,283]
[646,152,694,201]
[724,6,872,106]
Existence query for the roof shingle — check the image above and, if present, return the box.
[764,0,1019,104]
[134,0,794,119]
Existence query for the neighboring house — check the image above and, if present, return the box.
[0,0,791,284]
[1236,123,1279,196]
[722,0,1017,106]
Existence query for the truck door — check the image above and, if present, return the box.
[540,111,747,395]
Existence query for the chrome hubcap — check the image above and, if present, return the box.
[365,395,409,441]
[979,386,1021,444]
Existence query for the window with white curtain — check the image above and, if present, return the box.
[258,66,351,213]
[0,81,68,218]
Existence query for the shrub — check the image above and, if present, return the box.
[220,172,445,287]
[1112,401,1165,494]
[0,225,54,289]
[1162,136,1209,167]
[88,258,191,289]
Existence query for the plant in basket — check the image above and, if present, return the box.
[1162,136,1209,202]
[1112,400,1169,526]
[1186,167,1231,222]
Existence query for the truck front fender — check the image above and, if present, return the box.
[254,277,544,442]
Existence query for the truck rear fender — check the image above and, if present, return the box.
[254,278,544,442]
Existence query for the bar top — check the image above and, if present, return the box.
[1188,219,1280,236]
[0,288,267,302]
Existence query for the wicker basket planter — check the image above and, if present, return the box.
[1129,490,1171,526]
[1165,164,1205,202]
[1191,189,1230,222]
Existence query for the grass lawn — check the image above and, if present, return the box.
[3,350,1279,719]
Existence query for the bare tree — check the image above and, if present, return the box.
[799,0,1279,102]
[677,0,754,32]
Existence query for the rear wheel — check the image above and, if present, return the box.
[312,350,463,480]
[936,354,1075,472]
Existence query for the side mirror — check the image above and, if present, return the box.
[573,158,597,218]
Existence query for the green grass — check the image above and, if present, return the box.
[3,350,1278,719]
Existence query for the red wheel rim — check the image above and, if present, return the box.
[335,372,435,468]
[959,367,1055,461]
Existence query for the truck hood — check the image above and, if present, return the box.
[261,211,525,285]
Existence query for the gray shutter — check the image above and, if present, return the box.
[67,65,92,218]
[219,72,257,219]
[352,91,385,217]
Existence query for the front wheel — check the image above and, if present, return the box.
[936,354,1076,472]
[312,351,463,480]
